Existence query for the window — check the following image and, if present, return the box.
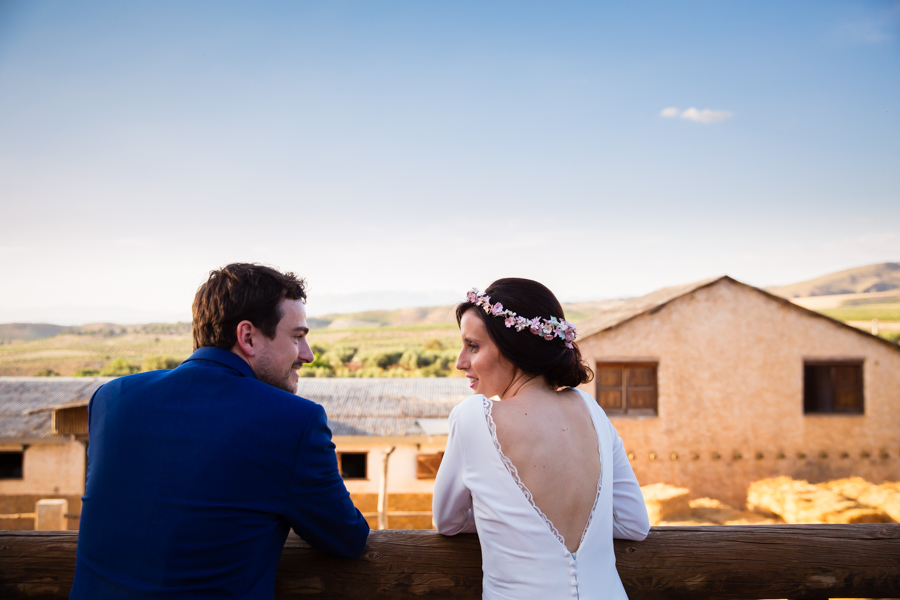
[0,452,23,479]
[338,452,368,479]
[416,452,444,479]
[804,361,863,414]
[596,362,658,415]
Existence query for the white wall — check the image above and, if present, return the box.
[0,439,86,495]
[335,438,447,495]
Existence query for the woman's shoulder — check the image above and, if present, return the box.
[449,394,491,428]
[570,387,614,427]
[450,394,488,419]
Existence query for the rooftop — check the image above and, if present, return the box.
[0,377,471,442]
[0,377,110,441]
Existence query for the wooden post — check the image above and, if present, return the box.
[34,499,68,531]
[376,446,396,530]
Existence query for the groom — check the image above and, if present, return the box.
[70,263,369,599]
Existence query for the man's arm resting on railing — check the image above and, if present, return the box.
[284,404,370,558]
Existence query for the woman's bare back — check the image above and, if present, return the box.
[490,388,601,552]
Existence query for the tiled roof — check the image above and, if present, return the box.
[0,377,110,441]
[576,277,724,339]
[0,377,472,441]
[297,378,471,437]
[575,275,900,353]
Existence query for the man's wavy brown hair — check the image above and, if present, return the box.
[192,263,307,351]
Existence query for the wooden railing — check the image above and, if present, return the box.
[1,524,898,599]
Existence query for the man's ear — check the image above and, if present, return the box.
[235,320,258,358]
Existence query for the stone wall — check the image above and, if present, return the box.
[349,493,433,529]
[0,494,81,530]
[575,279,900,507]
[0,440,86,497]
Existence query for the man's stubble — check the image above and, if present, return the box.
[255,349,298,394]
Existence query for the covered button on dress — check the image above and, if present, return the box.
[433,389,650,600]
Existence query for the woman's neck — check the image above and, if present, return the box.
[497,372,552,400]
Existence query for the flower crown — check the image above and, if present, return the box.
[465,288,577,349]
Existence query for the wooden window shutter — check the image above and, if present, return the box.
[597,366,624,410]
[416,452,444,479]
[596,362,658,415]
[627,367,657,410]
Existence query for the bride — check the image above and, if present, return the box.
[433,278,650,600]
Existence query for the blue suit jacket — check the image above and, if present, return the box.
[70,347,369,599]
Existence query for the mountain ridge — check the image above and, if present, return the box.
[766,262,900,298]
[4,262,899,342]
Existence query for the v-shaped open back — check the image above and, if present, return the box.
[482,393,603,554]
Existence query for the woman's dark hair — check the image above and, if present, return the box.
[192,263,307,351]
[455,278,593,390]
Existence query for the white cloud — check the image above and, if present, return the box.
[659,107,680,118]
[679,107,734,123]
[659,107,734,124]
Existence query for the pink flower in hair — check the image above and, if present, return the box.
[463,287,578,347]
[565,342,574,349]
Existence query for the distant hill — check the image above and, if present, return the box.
[0,321,192,344]
[0,323,71,343]
[307,299,627,330]
[767,262,900,298]
[309,305,457,330]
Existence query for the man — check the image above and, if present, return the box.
[71,263,369,599]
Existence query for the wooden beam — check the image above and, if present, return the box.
[1,525,898,599]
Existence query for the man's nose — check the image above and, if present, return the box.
[298,340,315,364]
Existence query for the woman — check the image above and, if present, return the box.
[433,278,649,600]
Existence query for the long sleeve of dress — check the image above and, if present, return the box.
[432,404,477,535]
[607,419,651,541]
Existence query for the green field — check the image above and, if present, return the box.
[1,300,898,377]
[0,322,466,378]
[818,305,900,323]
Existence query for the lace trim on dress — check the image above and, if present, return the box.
[482,396,603,553]
[578,469,603,549]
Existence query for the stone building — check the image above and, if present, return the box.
[574,276,900,506]
[1,275,897,527]
[0,377,467,530]
[289,378,467,528]
[0,378,103,530]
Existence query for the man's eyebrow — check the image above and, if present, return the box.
[291,326,310,334]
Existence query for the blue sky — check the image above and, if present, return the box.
[1,1,898,323]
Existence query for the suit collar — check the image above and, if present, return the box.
[184,347,257,380]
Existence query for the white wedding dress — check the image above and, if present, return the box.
[433,389,650,600]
